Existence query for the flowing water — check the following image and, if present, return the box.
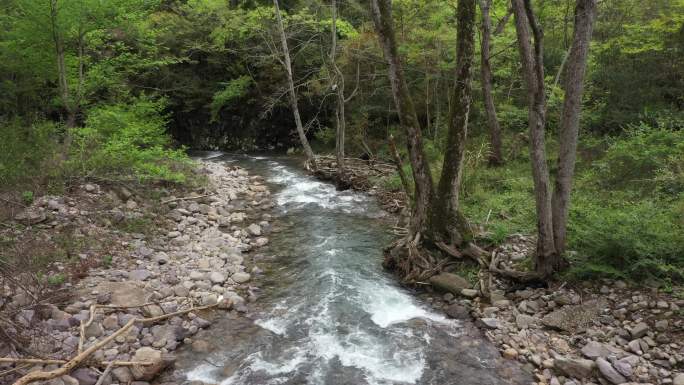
[173,154,532,385]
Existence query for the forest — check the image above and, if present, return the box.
[1,1,684,385]
[2,0,682,283]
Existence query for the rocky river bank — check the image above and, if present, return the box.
[0,160,274,385]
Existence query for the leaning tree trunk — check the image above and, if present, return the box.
[370,0,434,237]
[511,0,558,276]
[479,0,504,166]
[273,0,317,169]
[551,0,597,255]
[428,0,477,248]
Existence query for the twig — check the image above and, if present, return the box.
[161,194,214,204]
[93,361,114,385]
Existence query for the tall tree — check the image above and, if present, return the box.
[551,0,597,255]
[273,0,317,169]
[370,0,434,237]
[511,0,597,277]
[478,0,504,166]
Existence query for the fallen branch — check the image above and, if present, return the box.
[93,361,114,385]
[161,194,214,204]
[10,302,218,385]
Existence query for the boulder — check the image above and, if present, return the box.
[596,357,627,384]
[581,341,615,359]
[477,318,500,329]
[629,322,649,339]
[554,356,596,379]
[91,281,150,307]
[429,273,470,295]
[542,299,607,333]
[444,304,469,319]
[131,347,173,381]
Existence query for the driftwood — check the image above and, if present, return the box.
[8,302,218,385]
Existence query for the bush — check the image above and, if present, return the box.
[595,124,684,195]
[566,194,684,282]
[0,119,59,190]
[68,97,192,183]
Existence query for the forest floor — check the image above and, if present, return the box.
[0,161,274,385]
[314,155,684,385]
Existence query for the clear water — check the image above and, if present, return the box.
[175,154,532,385]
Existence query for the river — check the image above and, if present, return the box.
[172,154,532,385]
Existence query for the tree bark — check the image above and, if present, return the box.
[273,0,317,169]
[370,0,434,236]
[511,0,557,276]
[330,0,346,183]
[551,0,597,255]
[479,0,504,166]
[50,0,73,128]
[428,0,477,247]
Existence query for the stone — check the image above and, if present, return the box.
[14,210,46,224]
[131,347,171,381]
[630,322,650,339]
[84,322,104,338]
[613,357,634,378]
[129,269,152,281]
[247,223,262,236]
[673,374,684,385]
[429,273,470,294]
[516,314,540,330]
[208,272,226,284]
[542,299,607,333]
[460,289,478,298]
[503,348,519,359]
[231,272,251,284]
[112,367,134,383]
[102,314,119,330]
[71,368,98,385]
[628,339,643,354]
[126,200,138,210]
[477,318,500,329]
[444,304,469,319]
[581,341,614,359]
[84,184,97,192]
[255,237,269,247]
[167,231,181,238]
[554,356,596,379]
[191,339,211,353]
[655,319,669,332]
[596,357,627,384]
[142,304,164,318]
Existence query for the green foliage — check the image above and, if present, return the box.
[68,97,192,183]
[102,255,113,268]
[595,123,684,195]
[47,273,66,286]
[21,191,34,205]
[0,120,59,190]
[210,76,252,121]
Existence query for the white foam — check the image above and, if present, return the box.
[185,363,220,384]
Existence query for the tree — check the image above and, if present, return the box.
[511,0,597,277]
[478,0,504,166]
[273,0,317,169]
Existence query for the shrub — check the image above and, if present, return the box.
[68,97,192,183]
[595,124,684,195]
[0,119,59,190]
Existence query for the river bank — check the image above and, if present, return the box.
[313,156,684,385]
[0,157,274,385]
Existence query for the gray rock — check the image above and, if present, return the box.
[516,314,540,330]
[112,367,134,383]
[255,237,269,247]
[554,356,596,379]
[102,314,119,330]
[14,210,46,224]
[596,357,627,384]
[581,341,614,359]
[84,322,104,338]
[613,357,634,378]
[542,299,607,333]
[629,322,649,339]
[231,272,251,284]
[208,272,226,284]
[131,347,172,381]
[167,231,181,238]
[460,289,478,298]
[655,319,669,331]
[673,373,684,385]
[477,318,500,329]
[429,273,470,294]
[444,304,469,319]
[129,269,152,281]
[71,368,98,385]
[247,223,262,236]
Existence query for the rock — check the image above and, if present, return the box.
[71,368,98,385]
[14,210,46,224]
[516,314,540,330]
[208,272,226,284]
[627,339,643,354]
[60,376,79,385]
[673,373,684,385]
[92,281,150,307]
[247,224,261,236]
[191,340,211,353]
[542,299,607,333]
[477,318,500,329]
[255,237,269,247]
[444,304,469,319]
[554,356,596,379]
[613,357,634,378]
[493,299,511,308]
[596,357,627,384]
[84,183,97,192]
[126,200,138,210]
[231,272,251,284]
[429,273,470,294]
[167,231,181,238]
[129,269,152,281]
[142,304,164,318]
[655,319,669,331]
[460,289,478,298]
[84,322,104,338]
[581,341,614,359]
[503,348,519,359]
[102,314,119,330]
[630,322,649,339]
[112,367,134,383]
[131,347,172,381]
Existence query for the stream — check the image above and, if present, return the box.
[173,154,532,385]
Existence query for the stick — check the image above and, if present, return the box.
[0,358,152,367]
[161,194,214,204]
[10,303,218,385]
[93,361,114,385]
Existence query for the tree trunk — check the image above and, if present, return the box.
[273,0,317,169]
[551,0,597,255]
[428,0,477,246]
[330,0,346,184]
[370,0,434,236]
[50,0,71,126]
[478,0,504,166]
[511,0,558,276]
